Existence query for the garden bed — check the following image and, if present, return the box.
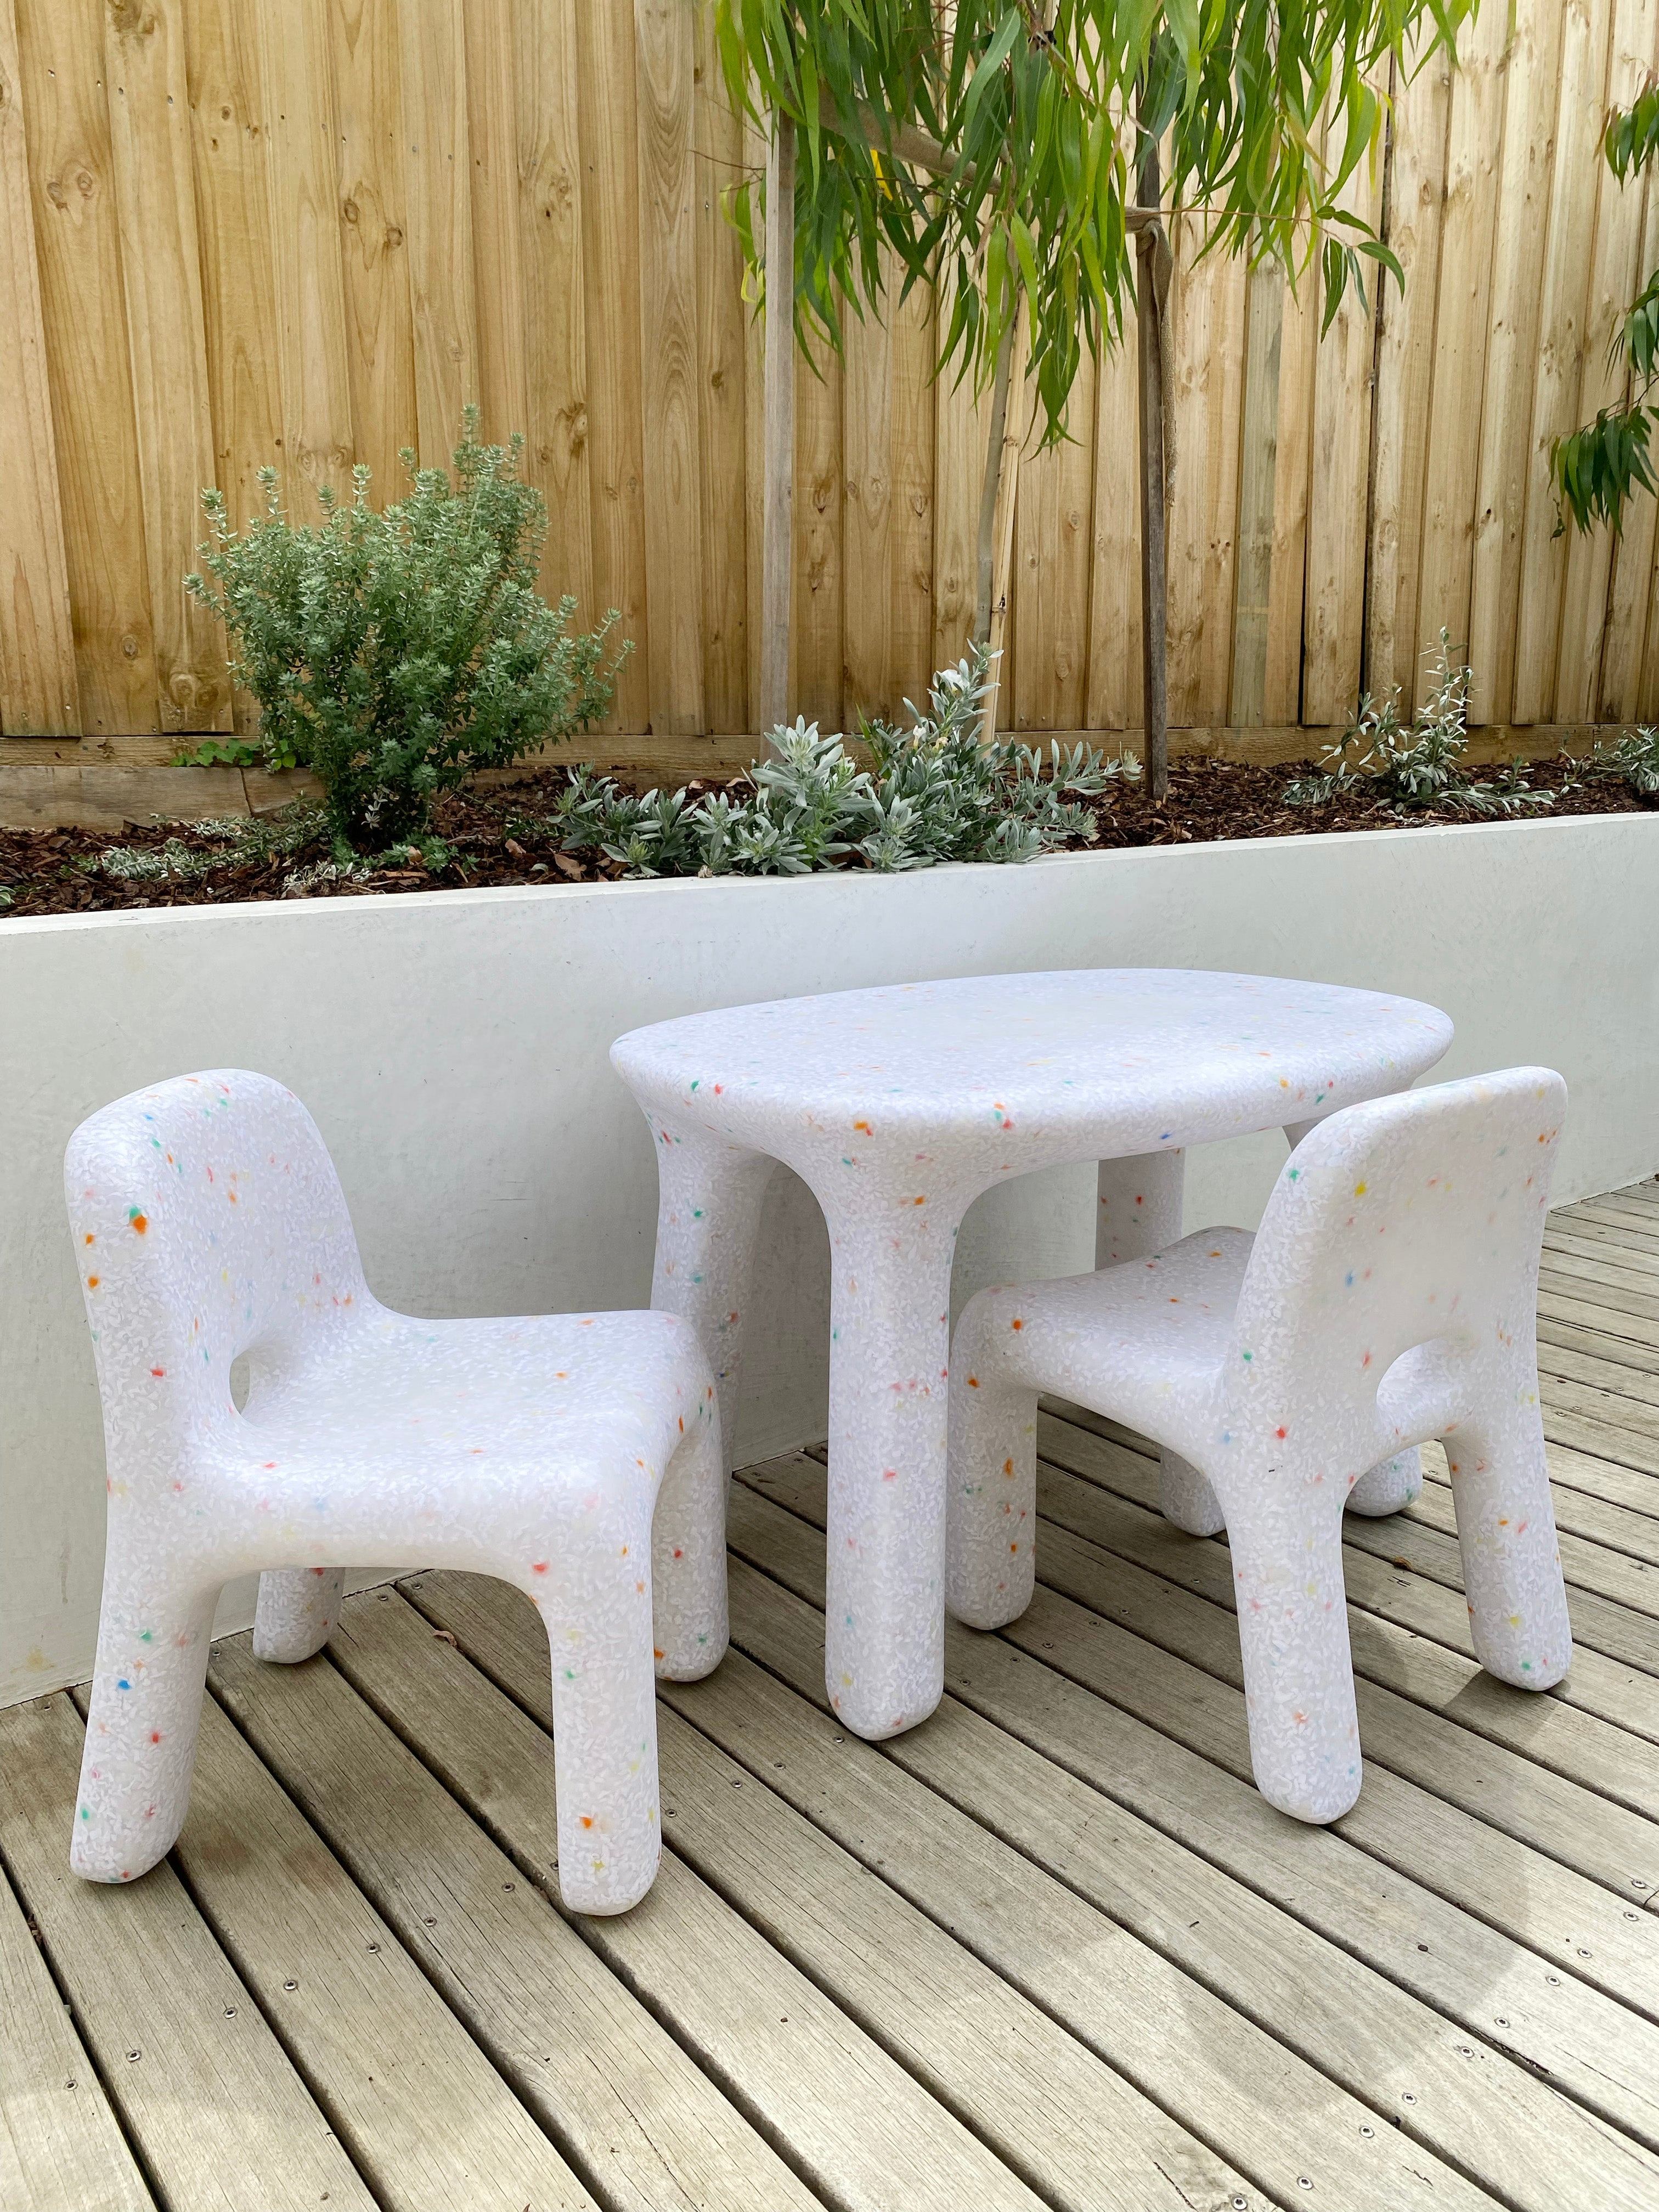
[1,752,1649,919]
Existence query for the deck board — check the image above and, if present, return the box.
[0,1853,154,2212]
[8,1180,1659,2210]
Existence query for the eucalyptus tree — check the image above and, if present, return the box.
[715,0,1474,790]
[1552,88,1659,537]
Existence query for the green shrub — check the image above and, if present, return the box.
[1285,633,1553,817]
[185,411,628,851]
[1594,724,1659,795]
[537,648,1138,878]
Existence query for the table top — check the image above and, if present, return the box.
[612,969,1454,1183]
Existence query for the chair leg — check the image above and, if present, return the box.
[946,1294,1039,1629]
[1444,1404,1572,1691]
[253,1566,347,1662]
[71,1559,219,1883]
[1160,1452,1226,1537]
[535,1503,663,1916]
[652,1390,727,1681]
[1346,1447,1422,1517]
[1226,1486,1363,1824]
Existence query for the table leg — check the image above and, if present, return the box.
[820,1187,968,1740]
[1095,1152,1224,1536]
[643,1113,777,1463]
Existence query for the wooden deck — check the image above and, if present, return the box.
[5,1187,1659,2212]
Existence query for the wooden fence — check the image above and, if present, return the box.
[2,0,1659,783]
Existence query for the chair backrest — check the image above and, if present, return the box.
[65,1070,370,1470]
[1226,1068,1566,1458]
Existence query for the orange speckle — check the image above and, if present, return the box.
[911,1195,926,1207]
[1010,1542,1019,1553]
[967,1374,979,1388]
[227,1190,238,1204]
[84,1233,95,1245]
[580,1815,594,1829]
[1002,1458,1014,1476]
[654,1646,665,1660]
[87,1275,100,1289]
[149,1366,165,1378]
[1010,1318,1024,1331]
[1275,1426,1286,1439]
[129,1213,148,1235]
[854,1119,872,1133]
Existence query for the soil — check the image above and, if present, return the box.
[1,754,1650,921]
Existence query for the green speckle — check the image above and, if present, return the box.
[139,1629,154,1643]
[1241,1350,1252,1363]
[80,1805,92,1821]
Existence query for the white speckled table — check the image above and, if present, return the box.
[611,969,1453,1740]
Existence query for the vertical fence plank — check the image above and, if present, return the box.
[1467,0,1565,723]
[185,0,282,535]
[13,0,157,735]
[1512,0,1616,723]
[329,0,414,503]
[1302,109,1383,726]
[1414,0,1506,692]
[0,0,76,735]
[692,1,748,733]
[1165,228,1247,726]
[1013,353,1096,731]
[792,337,844,731]
[1084,334,1142,731]
[1556,0,1657,722]
[1228,263,1285,730]
[184,0,283,736]
[932,310,990,681]
[463,0,529,453]
[259,0,354,518]
[575,0,648,732]
[103,0,229,732]
[843,264,934,724]
[516,0,592,625]
[634,0,703,735]
[398,0,476,467]
[1365,44,1451,718]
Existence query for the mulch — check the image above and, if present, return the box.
[1,754,1650,921]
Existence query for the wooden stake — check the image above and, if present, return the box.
[1135,120,1169,803]
[759,114,795,747]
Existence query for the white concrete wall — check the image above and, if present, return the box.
[4,813,1657,1703]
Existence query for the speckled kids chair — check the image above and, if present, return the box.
[66,1070,726,1913]
[947,1068,1572,1824]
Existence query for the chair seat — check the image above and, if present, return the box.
[989,1227,1252,1458]
[222,1307,707,1552]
